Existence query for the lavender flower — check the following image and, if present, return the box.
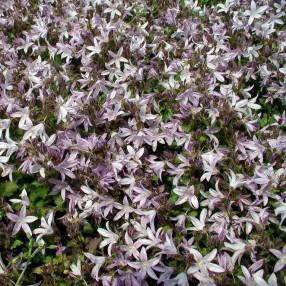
[0,0,285,284]
[70,258,82,278]
[128,247,160,280]
[97,222,119,256]
[270,246,286,272]
[84,253,106,281]
[173,186,199,209]
[187,248,224,281]
[33,212,54,241]
[244,1,268,25]
[7,206,37,236]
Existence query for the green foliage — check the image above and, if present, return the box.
[160,107,173,123]
[11,239,23,249]
[40,48,50,61]
[0,0,285,285]
[54,195,65,212]
[182,121,192,133]
[29,182,49,203]
[0,181,18,198]
[98,93,107,107]
[198,0,221,5]
[169,190,179,204]
[259,114,276,128]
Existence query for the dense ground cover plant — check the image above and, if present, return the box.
[0,0,285,285]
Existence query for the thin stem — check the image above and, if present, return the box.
[9,279,16,286]
[15,248,39,286]
[15,264,28,286]
[83,278,89,286]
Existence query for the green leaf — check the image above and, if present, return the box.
[199,135,207,143]
[53,54,63,66]
[169,191,178,204]
[161,108,173,123]
[182,122,192,133]
[259,117,268,128]
[162,225,171,232]
[47,245,58,250]
[44,255,53,264]
[98,93,107,107]
[189,210,198,217]
[11,240,23,249]
[54,195,65,211]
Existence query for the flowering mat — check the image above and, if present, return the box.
[0,0,286,285]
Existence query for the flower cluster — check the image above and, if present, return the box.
[0,0,285,285]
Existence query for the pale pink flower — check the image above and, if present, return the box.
[10,189,30,207]
[187,209,207,232]
[148,156,165,180]
[244,0,268,25]
[200,151,223,182]
[7,206,38,236]
[270,246,286,272]
[86,37,101,57]
[187,248,224,281]
[114,196,134,221]
[97,222,119,256]
[107,47,128,69]
[33,212,54,241]
[121,232,142,259]
[84,253,106,281]
[70,258,82,278]
[128,247,160,280]
[173,186,199,209]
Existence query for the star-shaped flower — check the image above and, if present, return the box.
[187,248,224,280]
[173,185,199,209]
[244,0,268,25]
[86,37,101,57]
[107,47,128,69]
[7,206,38,236]
[270,246,286,272]
[33,212,54,241]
